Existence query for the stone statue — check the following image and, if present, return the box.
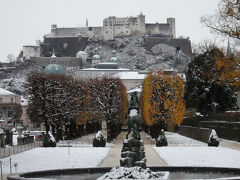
[126,91,141,139]
[129,92,139,109]
[126,108,141,139]
[121,91,146,168]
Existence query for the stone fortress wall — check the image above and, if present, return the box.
[46,13,175,41]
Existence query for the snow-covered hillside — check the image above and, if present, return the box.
[0,61,42,96]
[85,36,191,72]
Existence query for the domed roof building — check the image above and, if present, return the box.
[110,50,118,63]
[92,48,102,65]
[92,54,101,61]
[44,64,66,75]
[44,51,67,75]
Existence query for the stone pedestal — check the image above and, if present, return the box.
[120,138,146,168]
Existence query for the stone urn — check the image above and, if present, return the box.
[208,129,219,147]
[93,131,106,147]
[156,129,168,147]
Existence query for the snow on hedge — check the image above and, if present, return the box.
[1,147,109,173]
[154,146,240,168]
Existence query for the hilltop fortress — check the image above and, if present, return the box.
[22,13,191,73]
[46,13,175,41]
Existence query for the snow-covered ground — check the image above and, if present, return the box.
[1,147,109,173]
[57,132,112,147]
[165,132,205,146]
[154,146,240,168]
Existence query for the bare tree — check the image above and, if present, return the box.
[201,0,240,40]
[6,54,15,63]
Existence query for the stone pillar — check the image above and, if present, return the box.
[120,138,146,168]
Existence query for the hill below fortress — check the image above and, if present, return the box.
[86,35,192,72]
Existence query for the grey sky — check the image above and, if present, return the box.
[0,0,221,62]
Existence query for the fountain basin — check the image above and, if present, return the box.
[7,166,240,180]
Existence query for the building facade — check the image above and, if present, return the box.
[0,88,21,105]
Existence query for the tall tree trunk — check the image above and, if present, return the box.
[44,118,50,135]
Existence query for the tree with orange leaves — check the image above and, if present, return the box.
[216,57,240,90]
[141,73,185,138]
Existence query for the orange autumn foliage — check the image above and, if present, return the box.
[216,57,240,90]
[141,73,186,127]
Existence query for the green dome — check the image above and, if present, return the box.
[110,57,118,63]
[44,64,66,75]
[92,55,101,61]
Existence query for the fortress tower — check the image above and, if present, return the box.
[167,18,176,38]
[137,12,146,35]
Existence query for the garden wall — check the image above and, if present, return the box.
[182,115,240,142]
[178,125,212,143]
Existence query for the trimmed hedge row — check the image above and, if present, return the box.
[182,117,240,142]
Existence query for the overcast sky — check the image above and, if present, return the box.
[0,0,221,62]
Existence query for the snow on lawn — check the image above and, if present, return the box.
[166,132,205,146]
[154,146,240,168]
[1,147,109,173]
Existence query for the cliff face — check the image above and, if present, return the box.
[85,36,191,72]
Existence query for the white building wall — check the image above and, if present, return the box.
[23,46,40,59]
[0,95,21,104]
[102,15,146,40]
